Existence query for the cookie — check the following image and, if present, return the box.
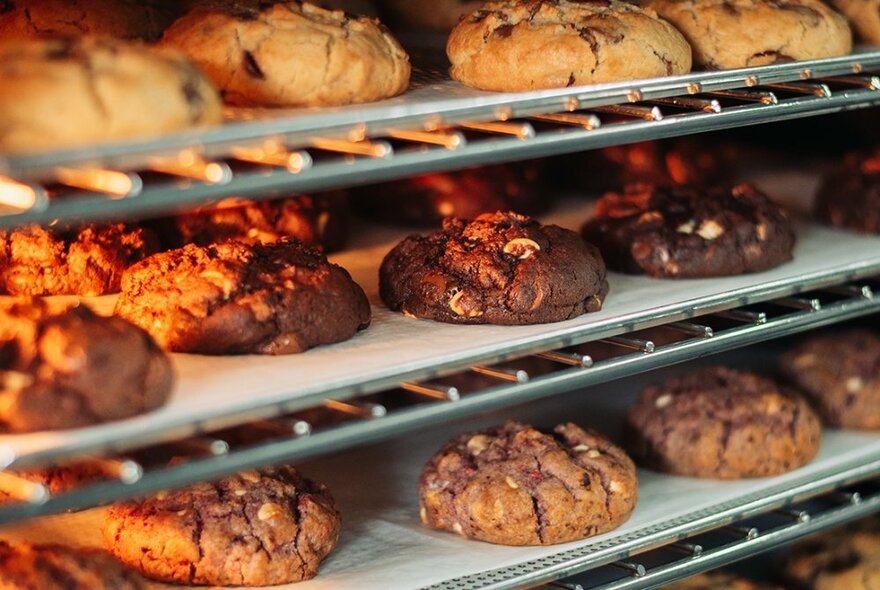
[581,183,795,278]
[0,541,146,590]
[0,299,173,433]
[160,1,410,107]
[156,192,349,252]
[0,37,222,155]
[381,0,485,31]
[103,466,340,586]
[662,571,782,589]
[815,151,880,234]
[379,211,608,325]
[353,164,547,227]
[0,0,177,41]
[830,0,880,44]
[419,421,638,546]
[446,0,692,92]
[625,366,822,479]
[782,518,880,589]
[115,239,371,355]
[637,0,852,69]
[779,330,880,429]
[0,223,157,296]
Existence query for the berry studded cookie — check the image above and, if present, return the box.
[581,183,795,278]
[103,466,340,586]
[447,0,692,91]
[815,150,880,234]
[0,542,146,590]
[419,421,638,545]
[379,211,609,325]
[625,366,822,479]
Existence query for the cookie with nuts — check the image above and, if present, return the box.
[815,150,880,234]
[625,366,822,479]
[102,466,340,586]
[114,239,371,355]
[419,421,638,545]
[581,183,796,278]
[779,330,880,430]
[379,211,609,325]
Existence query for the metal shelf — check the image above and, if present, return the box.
[1,53,880,227]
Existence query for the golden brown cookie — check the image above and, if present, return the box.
[830,0,880,44]
[419,421,638,546]
[0,542,146,590]
[382,0,485,31]
[447,0,692,91]
[103,466,340,586]
[637,0,852,69]
[815,150,880,235]
[0,37,222,155]
[160,1,411,107]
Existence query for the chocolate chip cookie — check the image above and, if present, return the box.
[0,223,157,296]
[663,571,783,590]
[160,1,411,107]
[0,298,173,433]
[382,0,485,31]
[625,367,822,479]
[419,421,638,546]
[0,37,223,155]
[581,183,795,278]
[637,0,852,69]
[379,211,608,325]
[815,150,880,234]
[353,164,548,227]
[779,330,880,429]
[831,0,880,44]
[115,239,371,355]
[447,0,692,91]
[103,466,340,586]
[0,542,146,590]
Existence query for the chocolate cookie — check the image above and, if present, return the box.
[157,192,349,252]
[663,571,782,589]
[782,518,880,589]
[779,330,880,430]
[638,0,852,69]
[419,421,638,546]
[0,542,146,590]
[581,183,795,278]
[0,299,173,433]
[353,164,547,227]
[625,367,822,479]
[103,466,340,586]
[0,37,223,155]
[447,0,692,91]
[0,223,157,296]
[115,239,371,355]
[831,0,880,44]
[160,1,411,107]
[815,151,880,234]
[379,212,608,325]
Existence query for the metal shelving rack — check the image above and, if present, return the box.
[2,47,880,590]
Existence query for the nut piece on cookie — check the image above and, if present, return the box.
[814,150,880,234]
[635,0,852,69]
[447,0,692,91]
[102,466,340,586]
[780,330,880,429]
[624,366,822,479]
[0,298,173,433]
[114,239,371,355]
[160,1,411,107]
[419,421,638,545]
[581,183,795,278]
[379,211,609,325]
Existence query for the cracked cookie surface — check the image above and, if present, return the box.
[635,0,852,69]
[379,211,608,325]
[446,0,692,91]
[103,466,341,586]
[0,223,157,296]
[115,239,371,355]
[0,541,146,590]
[581,183,795,278]
[419,421,638,545]
[0,37,222,155]
[160,1,411,106]
[815,150,880,234]
[0,298,173,433]
[779,330,880,430]
[625,366,822,479]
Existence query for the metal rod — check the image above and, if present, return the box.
[401,382,461,402]
[819,75,880,90]
[828,491,862,505]
[310,138,392,158]
[529,113,601,129]
[714,309,767,325]
[764,82,831,97]
[471,366,529,383]
[0,176,45,212]
[150,152,232,184]
[667,322,714,338]
[387,129,465,150]
[823,284,873,299]
[773,508,811,523]
[590,104,663,121]
[55,168,142,198]
[83,457,142,485]
[0,473,49,504]
[706,89,778,104]
[175,437,230,457]
[547,582,584,590]
[609,561,647,577]
[599,337,656,353]
[231,144,311,173]
[774,297,821,311]
[534,351,593,368]
[324,399,387,419]
[459,121,535,139]
[668,541,703,557]
[649,96,721,113]
[719,525,759,540]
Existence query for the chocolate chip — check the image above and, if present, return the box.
[749,50,795,63]
[494,24,514,38]
[243,50,266,79]
[567,73,576,86]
